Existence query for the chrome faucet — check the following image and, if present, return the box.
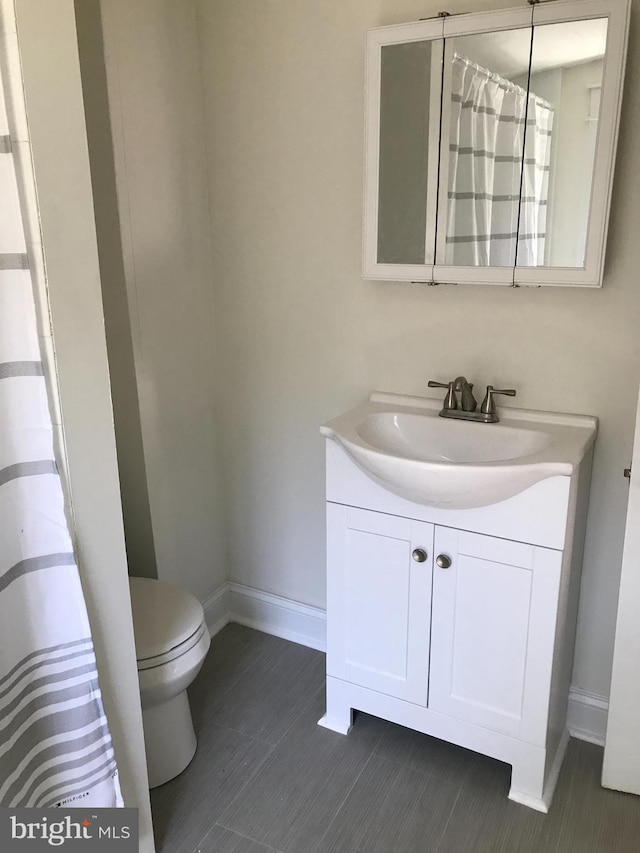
[428,377,516,423]
[428,376,476,413]
[453,376,477,412]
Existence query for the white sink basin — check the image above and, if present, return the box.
[321,393,597,509]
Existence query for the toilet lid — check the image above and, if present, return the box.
[129,576,205,662]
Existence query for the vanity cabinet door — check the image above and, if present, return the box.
[429,526,562,743]
[326,504,433,705]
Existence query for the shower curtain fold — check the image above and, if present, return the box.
[445,53,554,267]
[1,64,122,809]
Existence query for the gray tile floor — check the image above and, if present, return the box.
[151,624,640,853]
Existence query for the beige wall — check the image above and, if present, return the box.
[93,0,227,601]
[75,0,158,581]
[197,0,640,700]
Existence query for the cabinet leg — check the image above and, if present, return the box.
[508,755,547,813]
[508,729,569,813]
[317,678,353,735]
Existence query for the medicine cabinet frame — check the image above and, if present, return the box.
[363,0,630,287]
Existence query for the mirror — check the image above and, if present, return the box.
[377,40,442,265]
[436,28,534,267]
[363,0,629,287]
[436,20,608,270]
[518,19,608,268]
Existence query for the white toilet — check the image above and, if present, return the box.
[129,576,211,788]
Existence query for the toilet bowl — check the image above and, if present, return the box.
[129,576,211,789]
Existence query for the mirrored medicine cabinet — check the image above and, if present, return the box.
[363,0,630,287]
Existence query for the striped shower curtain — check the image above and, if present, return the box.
[516,94,554,267]
[1,50,121,808]
[445,53,553,267]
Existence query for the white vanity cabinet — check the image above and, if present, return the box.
[327,506,562,741]
[326,505,433,706]
[320,399,596,812]
[428,527,562,742]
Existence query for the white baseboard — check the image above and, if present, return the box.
[203,581,327,651]
[226,582,327,651]
[567,687,609,746]
[202,583,231,638]
[203,583,608,745]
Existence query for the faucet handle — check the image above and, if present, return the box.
[481,386,516,415]
[428,380,457,410]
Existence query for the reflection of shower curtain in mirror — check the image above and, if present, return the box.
[518,95,554,267]
[446,54,553,267]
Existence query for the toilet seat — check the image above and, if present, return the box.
[136,621,208,671]
[129,576,207,670]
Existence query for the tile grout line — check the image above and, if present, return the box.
[326,748,464,853]
[203,717,280,749]
[188,738,277,853]
[188,637,327,850]
[195,639,325,750]
[309,720,390,853]
[183,630,290,852]
[432,785,464,853]
[195,822,284,853]
[269,682,325,750]
[371,748,467,789]
[190,629,281,728]
[205,688,327,845]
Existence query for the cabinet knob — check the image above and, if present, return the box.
[412,548,428,563]
[436,554,452,569]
